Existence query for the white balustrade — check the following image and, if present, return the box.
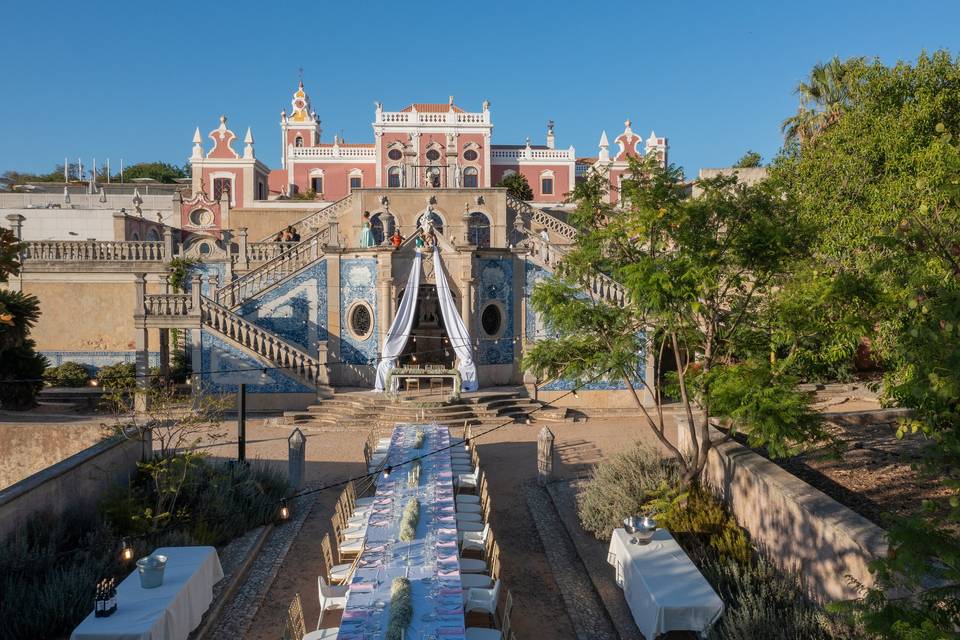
[290,146,376,160]
[218,228,329,307]
[507,195,578,241]
[144,293,193,316]
[22,240,166,261]
[199,297,322,384]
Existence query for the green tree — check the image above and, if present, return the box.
[773,50,960,638]
[0,229,46,409]
[734,150,762,168]
[496,172,534,200]
[523,157,822,484]
[117,162,187,184]
[781,56,865,146]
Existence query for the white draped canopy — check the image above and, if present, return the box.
[373,249,478,392]
[432,248,478,391]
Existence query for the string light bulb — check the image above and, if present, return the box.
[383,465,393,478]
[120,538,134,563]
[573,391,580,399]
[411,355,417,362]
[279,499,290,521]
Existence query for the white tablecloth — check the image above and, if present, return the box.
[71,546,224,640]
[339,424,466,640]
[607,528,723,640]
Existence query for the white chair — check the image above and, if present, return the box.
[459,555,488,573]
[465,578,501,618]
[460,523,490,552]
[456,466,480,490]
[303,629,339,640]
[466,589,512,640]
[316,576,348,628]
[457,493,481,505]
[457,502,482,514]
[461,573,493,589]
[457,512,483,524]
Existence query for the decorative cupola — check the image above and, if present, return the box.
[280,79,322,168]
[598,130,610,163]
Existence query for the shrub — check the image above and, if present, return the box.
[701,554,859,640]
[97,362,136,390]
[577,443,679,540]
[44,361,92,387]
[0,341,47,409]
[657,484,752,565]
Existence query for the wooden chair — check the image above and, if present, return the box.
[283,593,306,640]
[321,534,356,585]
[332,517,364,556]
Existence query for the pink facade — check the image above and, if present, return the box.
[188,82,667,213]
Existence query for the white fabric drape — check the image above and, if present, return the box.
[432,249,478,391]
[374,251,422,391]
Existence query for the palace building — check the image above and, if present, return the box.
[1,81,668,408]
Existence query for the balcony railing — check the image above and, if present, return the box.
[22,240,166,261]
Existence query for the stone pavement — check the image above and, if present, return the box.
[524,480,619,640]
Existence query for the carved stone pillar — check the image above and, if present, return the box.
[236,227,250,271]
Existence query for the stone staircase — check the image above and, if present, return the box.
[281,386,568,430]
[216,193,358,309]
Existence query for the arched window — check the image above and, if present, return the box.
[388,166,402,188]
[467,211,490,247]
[463,166,478,188]
[146,228,160,242]
[369,213,385,245]
[294,136,304,148]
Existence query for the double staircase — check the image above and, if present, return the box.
[140,193,624,399]
[281,387,567,430]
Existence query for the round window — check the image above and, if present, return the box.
[463,149,478,161]
[481,304,502,337]
[426,149,441,161]
[350,303,373,339]
[189,209,214,227]
[388,149,402,161]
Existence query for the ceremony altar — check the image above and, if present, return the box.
[385,366,462,400]
[337,424,467,639]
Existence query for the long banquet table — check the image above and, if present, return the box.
[337,423,467,639]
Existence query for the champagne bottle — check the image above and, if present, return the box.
[108,578,117,615]
[95,581,104,617]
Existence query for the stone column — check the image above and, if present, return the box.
[221,229,233,285]
[5,214,25,292]
[162,225,175,260]
[236,227,250,271]
[133,273,150,411]
[159,329,170,380]
[190,274,203,311]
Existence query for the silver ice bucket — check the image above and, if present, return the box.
[136,554,167,589]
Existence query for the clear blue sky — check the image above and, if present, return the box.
[1,0,956,178]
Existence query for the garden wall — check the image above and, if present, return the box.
[678,421,888,602]
[0,431,149,542]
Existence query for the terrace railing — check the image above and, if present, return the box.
[22,240,166,262]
